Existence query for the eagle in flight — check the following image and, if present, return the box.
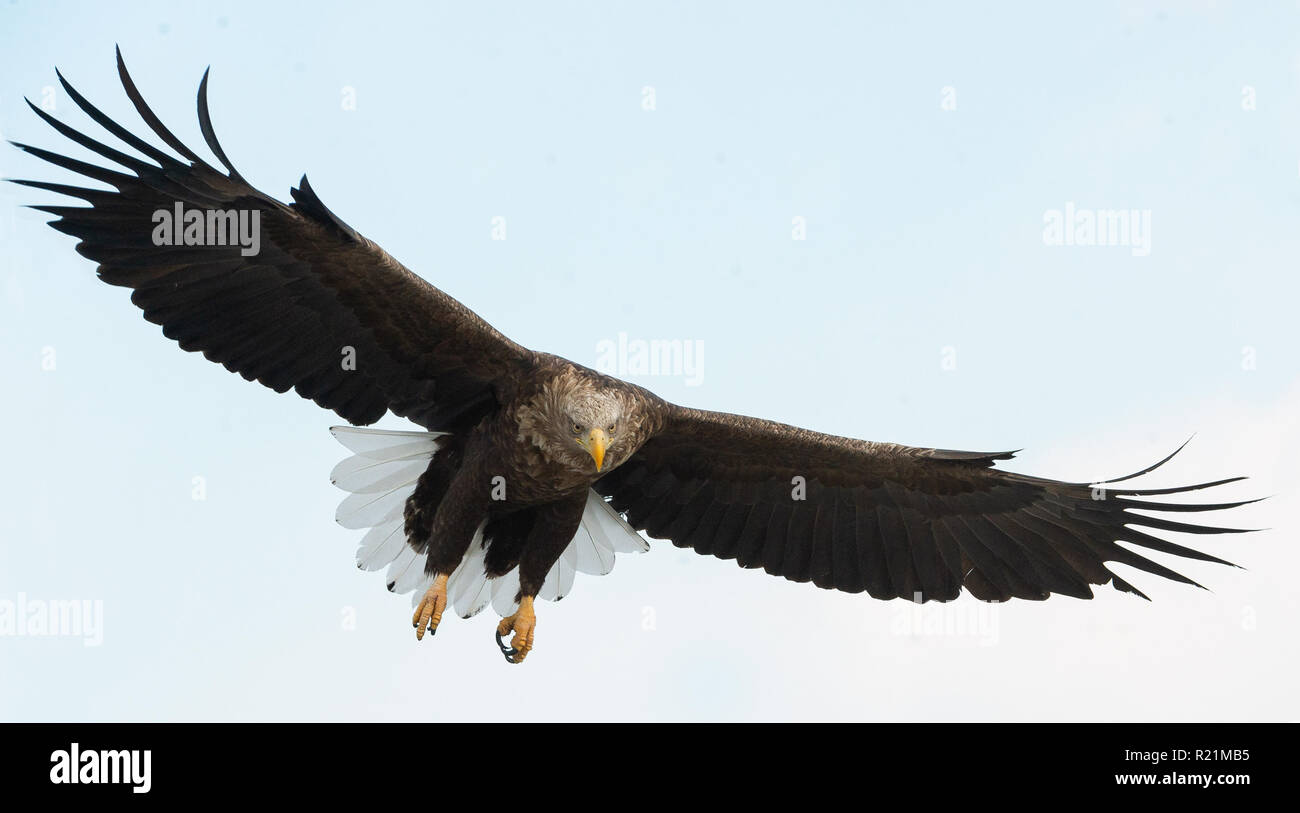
[13,50,1255,663]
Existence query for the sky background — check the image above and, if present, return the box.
[0,0,1296,721]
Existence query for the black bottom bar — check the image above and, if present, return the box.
[1,722,1283,800]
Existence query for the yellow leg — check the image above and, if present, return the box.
[412,573,449,641]
[495,596,537,664]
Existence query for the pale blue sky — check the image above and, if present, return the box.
[1,1,1296,721]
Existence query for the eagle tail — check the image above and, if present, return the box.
[327,427,648,620]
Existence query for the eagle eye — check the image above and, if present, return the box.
[572,422,583,435]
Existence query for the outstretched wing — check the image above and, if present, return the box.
[595,406,1256,602]
[10,49,530,431]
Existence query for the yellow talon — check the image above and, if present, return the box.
[496,596,537,663]
[413,573,449,641]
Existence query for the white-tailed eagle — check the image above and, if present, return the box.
[12,50,1256,663]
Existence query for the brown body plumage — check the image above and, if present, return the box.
[404,357,662,599]
[13,51,1257,662]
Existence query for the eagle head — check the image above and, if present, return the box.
[521,369,630,476]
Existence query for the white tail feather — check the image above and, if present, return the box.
[329,426,445,456]
[356,518,407,571]
[572,522,613,576]
[583,490,651,554]
[331,455,430,494]
[336,487,413,530]
[539,539,578,601]
[491,568,522,617]
[385,546,425,594]
[329,426,649,618]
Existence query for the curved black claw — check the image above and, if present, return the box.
[495,628,517,663]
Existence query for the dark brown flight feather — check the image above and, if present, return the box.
[13,47,530,433]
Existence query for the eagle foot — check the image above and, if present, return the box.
[412,573,449,641]
[495,596,536,664]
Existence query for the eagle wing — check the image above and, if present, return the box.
[595,405,1255,601]
[11,49,530,431]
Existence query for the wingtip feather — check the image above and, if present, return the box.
[195,66,245,181]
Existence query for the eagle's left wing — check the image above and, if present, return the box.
[595,405,1255,602]
[11,50,533,432]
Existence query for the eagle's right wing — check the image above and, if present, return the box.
[596,404,1257,602]
[12,49,531,431]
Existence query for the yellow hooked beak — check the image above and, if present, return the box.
[586,427,607,471]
